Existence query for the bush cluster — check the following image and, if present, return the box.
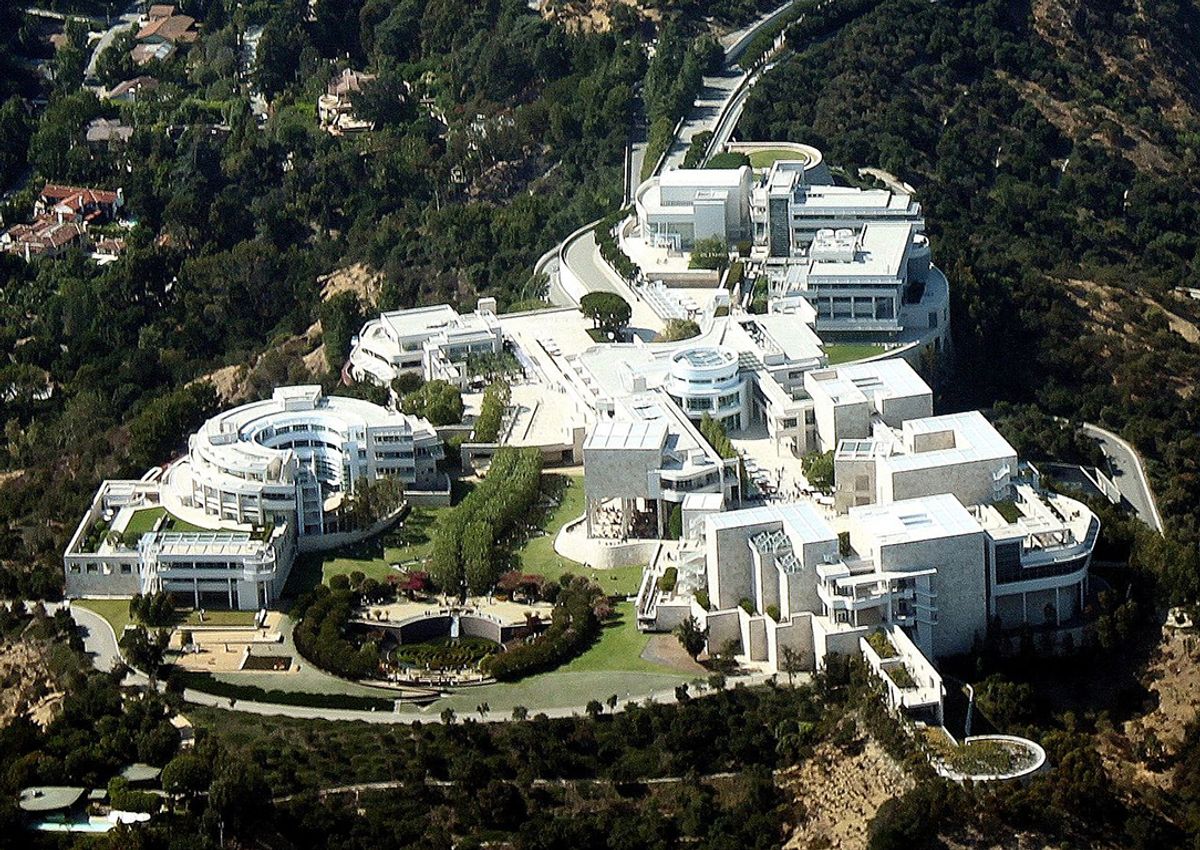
[292,586,380,681]
[482,576,608,680]
[472,380,510,443]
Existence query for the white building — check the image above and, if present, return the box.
[176,386,443,536]
[639,474,1096,714]
[751,164,924,258]
[582,389,741,538]
[635,167,754,250]
[805,358,934,453]
[774,222,923,334]
[63,386,444,609]
[349,300,504,388]
[64,480,295,610]
[833,410,1017,513]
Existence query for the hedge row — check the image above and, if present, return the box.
[169,670,395,712]
[594,209,640,282]
[472,379,511,443]
[429,447,544,594]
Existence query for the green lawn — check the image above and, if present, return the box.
[123,507,208,538]
[74,598,131,635]
[414,602,691,714]
[76,598,260,634]
[559,602,663,674]
[319,504,454,586]
[824,342,882,365]
[514,475,645,596]
[180,609,257,627]
[749,148,810,169]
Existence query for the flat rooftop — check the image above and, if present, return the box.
[806,221,913,279]
[850,493,982,545]
[728,314,825,364]
[19,787,86,813]
[886,411,1017,473]
[584,418,668,452]
[791,184,918,214]
[706,501,836,545]
[659,167,748,189]
[379,304,498,340]
[806,358,931,408]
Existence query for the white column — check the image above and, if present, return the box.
[1054,586,1061,626]
[1021,592,1027,623]
[193,578,199,609]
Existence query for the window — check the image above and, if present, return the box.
[928,311,938,328]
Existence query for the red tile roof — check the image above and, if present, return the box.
[41,183,120,207]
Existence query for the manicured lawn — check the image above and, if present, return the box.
[560,602,663,674]
[824,343,881,365]
[319,504,453,586]
[516,473,584,574]
[123,507,208,538]
[515,474,645,596]
[749,148,809,169]
[74,598,131,635]
[76,598,259,634]
[992,499,1025,524]
[180,609,257,627]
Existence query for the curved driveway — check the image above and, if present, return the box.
[1082,422,1164,533]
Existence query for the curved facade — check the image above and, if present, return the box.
[172,385,443,538]
[986,491,1098,631]
[664,346,750,429]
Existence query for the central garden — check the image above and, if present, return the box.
[289,448,639,687]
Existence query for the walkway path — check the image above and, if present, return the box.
[1082,422,1164,533]
[69,603,779,724]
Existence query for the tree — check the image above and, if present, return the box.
[585,699,603,719]
[161,754,210,802]
[688,236,730,271]
[120,627,169,678]
[780,646,805,686]
[94,28,137,87]
[351,71,415,127]
[802,450,835,491]
[675,616,706,659]
[580,291,632,339]
[128,383,220,471]
[401,379,464,425]
[0,97,30,190]
[320,291,364,371]
[207,758,270,841]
